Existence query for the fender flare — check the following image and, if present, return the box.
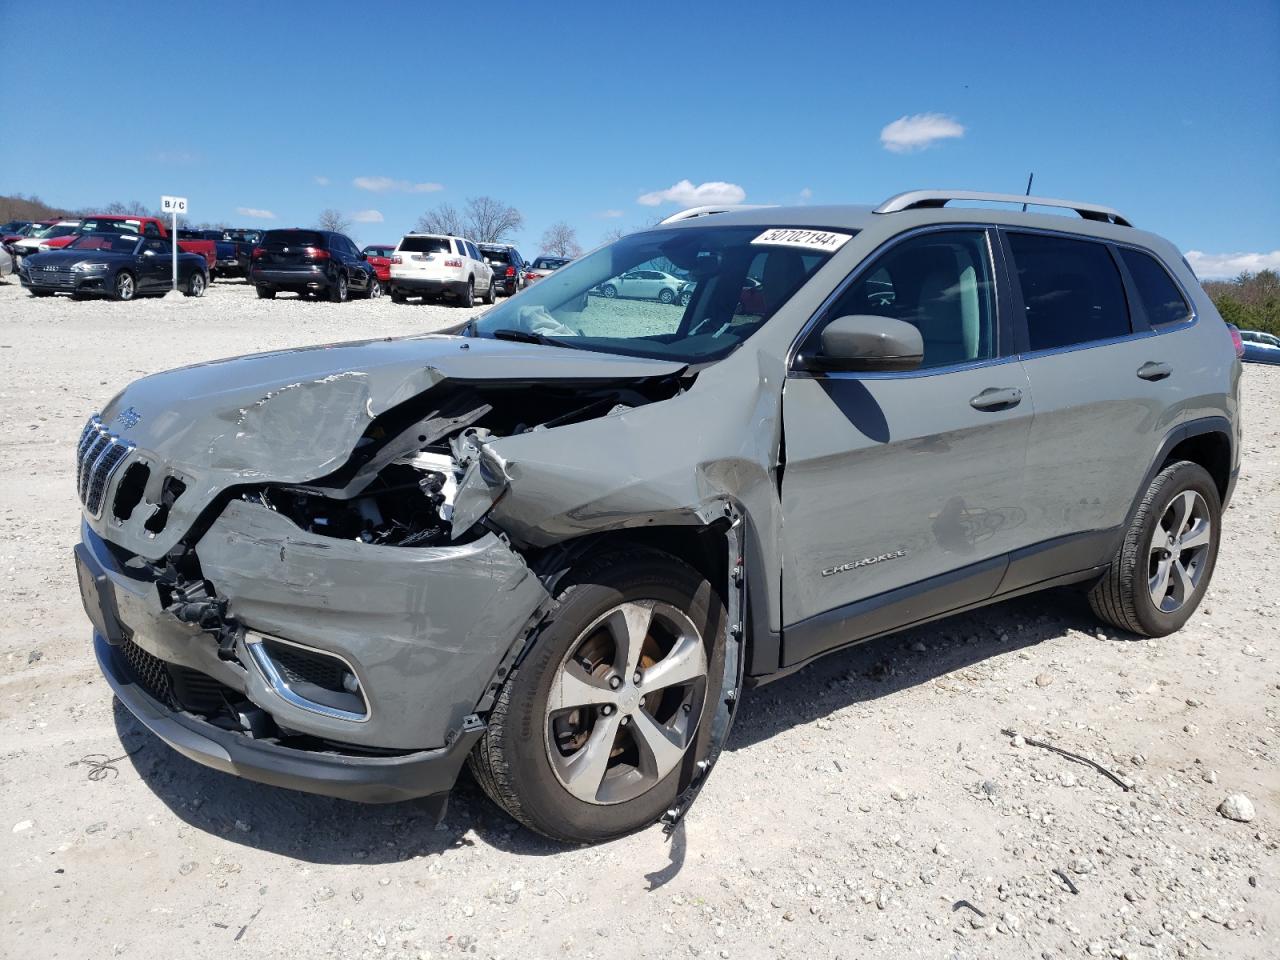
[1122,416,1235,531]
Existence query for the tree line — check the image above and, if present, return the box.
[1201,271,1280,337]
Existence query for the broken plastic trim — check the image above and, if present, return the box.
[661,509,747,836]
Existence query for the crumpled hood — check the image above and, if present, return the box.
[89,333,684,560]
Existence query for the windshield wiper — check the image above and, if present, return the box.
[489,328,576,349]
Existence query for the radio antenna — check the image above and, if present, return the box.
[1021,173,1034,211]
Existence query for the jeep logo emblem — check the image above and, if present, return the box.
[115,406,143,431]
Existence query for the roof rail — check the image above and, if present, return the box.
[874,190,1132,227]
[658,204,774,224]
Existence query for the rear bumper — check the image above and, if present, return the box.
[250,265,328,288]
[389,277,468,298]
[95,632,482,803]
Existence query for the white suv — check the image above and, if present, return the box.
[388,234,495,307]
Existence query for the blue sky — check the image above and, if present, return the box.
[2,0,1276,276]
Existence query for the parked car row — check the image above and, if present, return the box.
[18,230,209,300]
[1239,328,1280,365]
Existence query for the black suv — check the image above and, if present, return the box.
[249,229,380,302]
[477,243,526,297]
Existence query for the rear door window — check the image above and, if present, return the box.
[1007,232,1131,351]
[1119,248,1192,327]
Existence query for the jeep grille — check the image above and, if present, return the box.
[76,415,134,518]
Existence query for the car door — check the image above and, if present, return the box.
[140,238,170,290]
[1003,231,1189,590]
[778,227,1034,665]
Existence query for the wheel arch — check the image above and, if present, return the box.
[1125,417,1235,532]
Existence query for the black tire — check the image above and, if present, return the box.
[391,288,407,303]
[482,277,496,305]
[680,291,692,307]
[1089,460,1221,637]
[458,279,474,308]
[658,288,675,304]
[30,289,55,298]
[328,273,349,303]
[469,548,726,843]
[113,271,137,302]
[366,277,384,300]
[255,286,276,299]
[601,284,617,299]
[182,271,207,298]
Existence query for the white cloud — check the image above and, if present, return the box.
[350,209,384,223]
[236,206,277,219]
[1184,249,1280,279]
[353,176,443,193]
[880,113,966,153]
[598,209,625,219]
[313,175,331,186]
[637,179,746,207]
[799,187,813,202]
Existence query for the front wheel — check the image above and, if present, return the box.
[1089,460,1221,637]
[679,291,692,307]
[601,284,617,299]
[658,288,675,304]
[367,277,384,299]
[469,548,725,843]
[182,272,207,298]
[113,272,136,302]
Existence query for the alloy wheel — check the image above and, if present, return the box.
[545,600,708,805]
[1148,490,1212,613]
[116,273,134,300]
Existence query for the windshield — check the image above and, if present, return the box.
[78,219,144,235]
[364,246,394,257]
[470,224,849,363]
[68,233,141,254]
[532,257,568,270]
[481,248,512,263]
[226,230,261,243]
[32,223,79,239]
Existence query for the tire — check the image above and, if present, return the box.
[30,289,54,298]
[680,291,692,307]
[469,547,726,843]
[367,277,383,299]
[1089,460,1221,637]
[391,288,407,303]
[482,277,496,305]
[658,288,675,304]
[601,284,617,299]
[182,272,206,298]
[329,273,349,303]
[113,272,136,302]
[255,286,276,300]
[458,279,474,308]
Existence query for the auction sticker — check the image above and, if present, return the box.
[751,228,851,252]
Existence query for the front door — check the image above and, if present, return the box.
[779,228,1033,665]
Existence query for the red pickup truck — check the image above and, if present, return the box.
[35,215,217,272]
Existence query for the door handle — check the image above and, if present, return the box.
[969,387,1023,411]
[1137,361,1172,381]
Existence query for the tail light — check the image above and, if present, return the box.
[505,266,515,277]
[1227,324,1245,359]
[391,255,402,264]
[305,246,330,260]
[252,246,265,258]
[443,258,463,268]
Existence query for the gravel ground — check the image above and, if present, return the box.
[1,278,1276,960]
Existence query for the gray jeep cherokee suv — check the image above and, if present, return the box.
[75,190,1241,843]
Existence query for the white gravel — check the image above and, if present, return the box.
[1,277,1276,959]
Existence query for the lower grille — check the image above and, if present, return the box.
[119,639,237,714]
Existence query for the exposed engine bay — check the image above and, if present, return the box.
[238,376,687,548]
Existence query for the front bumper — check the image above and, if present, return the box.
[20,270,111,295]
[95,632,482,803]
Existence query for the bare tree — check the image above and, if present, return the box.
[601,226,627,244]
[415,196,523,242]
[316,208,352,233]
[540,221,582,257]
[415,202,465,236]
[464,196,524,243]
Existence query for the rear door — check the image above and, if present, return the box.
[778,227,1034,664]
[1005,231,1190,589]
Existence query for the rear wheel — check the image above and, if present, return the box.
[1089,460,1221,637]
[329,273,349,303]
[482,276,496,304]
[601,284,617,299]
[255,286,275,299]
[458,279,474,308]
[182,272,206,298]
[113,272,136,302]
[469,548,726,843]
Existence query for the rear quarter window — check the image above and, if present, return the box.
[1007,232,1131,351]
[1119,248,1192,327]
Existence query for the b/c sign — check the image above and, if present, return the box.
[161,195,188,214]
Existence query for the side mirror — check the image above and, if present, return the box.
[142,249,156,257]
[483,257,491,264]
[802,314,923,372]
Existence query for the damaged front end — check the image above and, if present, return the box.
[75,334,751,815]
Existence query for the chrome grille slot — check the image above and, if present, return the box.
[76,415,135,518]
